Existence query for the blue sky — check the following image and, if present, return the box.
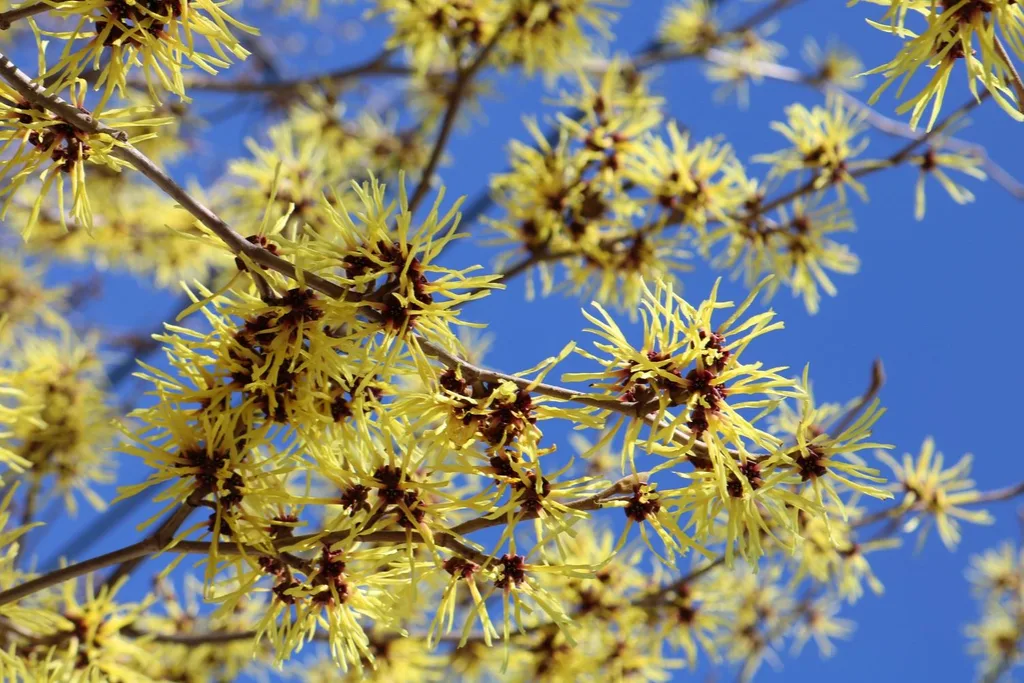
[9,0,1024,681]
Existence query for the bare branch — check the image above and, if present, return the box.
[97,490,204,592]
[156,50,410,95]
[0,2,47,30]
[830,358,885,437]
[993,34,1024,115]
[408,24,509,214]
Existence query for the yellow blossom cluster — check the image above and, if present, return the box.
[488,68,869,315]
[0,0,1018,680]
[853,0,1024,129]
[966,541,1024,680]
[374,0,618,76]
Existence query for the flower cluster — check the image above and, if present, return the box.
[0,256,69,345]
[659,0,787,107]
[487,67,880,315]
[89,213,909,675]
[566,279,898,566]
[854,0,1024,128]
[375,0,618,76]
[966,541,1024,680]
[0,334,116,514]
[877,437,993,550]
[0,78,168,235]
[0,1,1018,680]
[754,94,871,202]
[36,0,255,104]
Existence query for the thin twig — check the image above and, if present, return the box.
[0,52,125,141]
[725,0,805,35]
[751,91,990,219]
[830,358,885,437]
[993,34,1024,115]
[13,478,39,566]
[155,51,410,95]
[408,26,509,214]
[853,479,1024,529]
[414,335,720,463]
[0,1,47,30]
[98,490,205,592]
[0,543,150,607]
[687,48,1024,199]
[636,555,727,607]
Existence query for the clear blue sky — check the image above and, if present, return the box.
[10,1,1024,681]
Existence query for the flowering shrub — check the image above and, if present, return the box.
[0,0,1022,681]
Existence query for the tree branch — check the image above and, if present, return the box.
[853,479,1024,530]
[0,50,352,301]
[0,2,47,30]
[0,473,644,607]
[152,50,410,95]
[0,543,150,607]
[993,34,1024,115]
[97,491,204,592]
[830,358,885,437]
[408,24,509,214]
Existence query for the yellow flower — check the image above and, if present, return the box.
[380,0,621,77]
[2,334,115,513]
[611,481,707,566]
[1,78,170,235]
[300,633,447,681]
[803,39,865,90]
[627,122,750,238]
[481,551,583,658]
[301,175,502,347]
[677,457,813,565]
[788,512,898,603]
[231,540,405,671]
[500,0,620,75]
[485,66,677,313]
[857,0,1024,128]
[790,599,855,657]
[708,195,861,314]
[37,0,256,104]
[706,28,786,108]
[566,277,799,474]
[765,367,893,521]
[877,436,994,550]
[137,575,272,682]
[560,233,693,316]
[965,539,1024,679]
[659,0,720,55]
[374,0,504,73]
[911,146,987,220]
[652,562,731,666]
[753,94,870,202]
[223,119,357,239]
[968,542,1024,603]
[15,575,155,682]
[712,565,791,680]
[966,603,1023,680]
[0,257,69,346]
